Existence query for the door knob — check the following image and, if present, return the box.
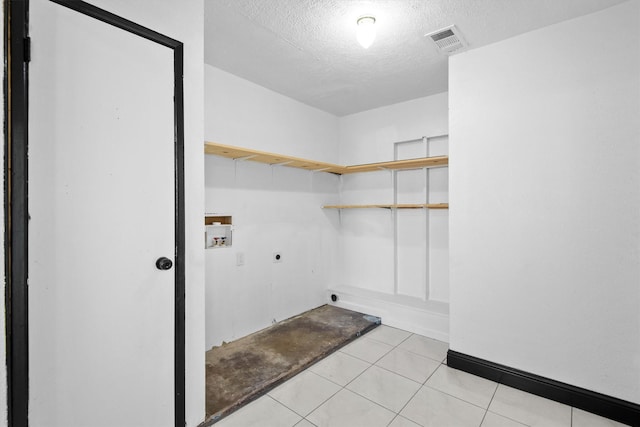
[156,257,173,270]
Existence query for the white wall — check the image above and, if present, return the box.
[449,0,639,404]
[336,94,449,301]
[338,93,448,165]
[50,1,205,425]
[204,65,340,348]
[205,66,339,164]
[330,94,450,340]
[203,72,451,343]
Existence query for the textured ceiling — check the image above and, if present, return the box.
[204,0,628,116]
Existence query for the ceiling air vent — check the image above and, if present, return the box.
[425,25,467,55]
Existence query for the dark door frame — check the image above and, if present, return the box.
[4,1,186,426]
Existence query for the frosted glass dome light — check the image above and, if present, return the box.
[356,16,376,49]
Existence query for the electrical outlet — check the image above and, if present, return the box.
[273,252,283,263]
[236,252,245,266]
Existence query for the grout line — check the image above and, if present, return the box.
[394,381,424,421]
[339,386,403,419]
[486,382,499,411]
[395,334,449,363]
[395,332,413,346]
[422,382,492,411]
[307,363,387,421]
[329,332,422,420]
[570,406,573,427]
[281,371,343,420]
[307,353,370,388]
[484,410,532,427]
[402,349,448,364]
[364,333,412,348]
[373,362,429,386]
[454,380,532,427]
[338,338,394,365]
[264,395,303,424]
[422,360,444,385]
[385,414,401,427]
[478,408,489,426]
[387,334,430,420]
[342,362,374,388]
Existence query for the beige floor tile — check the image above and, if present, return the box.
[488,385,571,427]
[426,365,497,408]
[269,371,341,416]
[571,408,630,427]
[308,351,370,386]
[216,395,302,427]
[397,334,449,362]
[346,365,421,412]
[365,325,412,346]
[401,385,486,427]
[388,415,422,427]
[376,347,441,384]
[481,411,528,427]
[340,337,394,364]
[307,388,396,427]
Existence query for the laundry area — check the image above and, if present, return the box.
[202,6,451,422]
[5,0,638,426]
[199,1,640,426]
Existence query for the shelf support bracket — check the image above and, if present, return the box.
[312,167,331,173]
[272,161,293,167]
[236,154,258,162]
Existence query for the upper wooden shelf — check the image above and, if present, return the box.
[323,203,449,210]
[205,142,344,174]
[205,141,448,175]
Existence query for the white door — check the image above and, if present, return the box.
[28,1,177,426]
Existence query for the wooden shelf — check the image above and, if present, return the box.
[205,141,344,174]
[323,203,449,210]
[341,156,448,174]
[205,141,448,175]
[204,214,232,225]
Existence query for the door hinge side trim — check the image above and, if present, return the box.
[23,37,31,63]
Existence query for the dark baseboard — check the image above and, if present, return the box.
[447,350,640,426]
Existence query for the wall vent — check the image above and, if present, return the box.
[425,25,467,55]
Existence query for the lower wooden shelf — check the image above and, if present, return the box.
[323,203,449,210]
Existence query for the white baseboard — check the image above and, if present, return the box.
[327,286,449,343]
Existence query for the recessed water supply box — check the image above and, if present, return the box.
[205,214,232,249]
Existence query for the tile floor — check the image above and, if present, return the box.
[214,325,629,427]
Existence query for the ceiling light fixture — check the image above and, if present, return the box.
[356,16,376,49]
